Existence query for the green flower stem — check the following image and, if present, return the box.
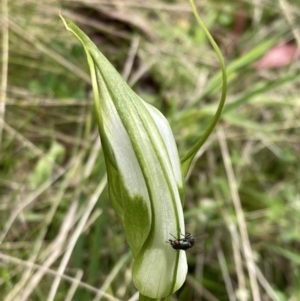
[181,0,227,176]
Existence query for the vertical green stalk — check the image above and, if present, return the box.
[181,0,227,177]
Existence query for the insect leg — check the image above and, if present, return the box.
[169,233,177,239]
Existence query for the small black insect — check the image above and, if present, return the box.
[166,232,195,251]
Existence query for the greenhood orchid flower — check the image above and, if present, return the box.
[61,1,228,295]
[61,17,187,298]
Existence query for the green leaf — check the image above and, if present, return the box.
[29,140,65,188]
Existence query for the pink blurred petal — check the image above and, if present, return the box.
[255,43,300,69]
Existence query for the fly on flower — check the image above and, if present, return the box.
[166,232,195,250]
[166,232,208,251]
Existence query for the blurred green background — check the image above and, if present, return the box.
[1,0,300,300]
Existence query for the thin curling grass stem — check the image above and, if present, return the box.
[181,0,227,164]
